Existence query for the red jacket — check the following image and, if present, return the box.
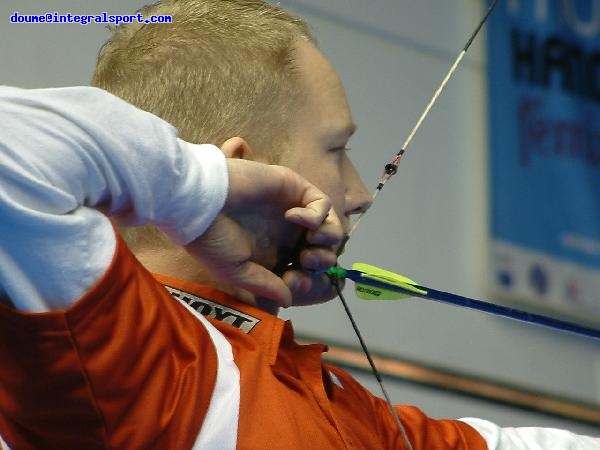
[0,237,486,449]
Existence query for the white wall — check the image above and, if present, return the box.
[2,0,599,436]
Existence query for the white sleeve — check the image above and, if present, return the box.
[460,417,600,449]
[0,86,228,312]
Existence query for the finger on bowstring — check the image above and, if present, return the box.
[284,197,333,230]
[305,209,343,247]
[298,246,338,271]
[282,270,337,304]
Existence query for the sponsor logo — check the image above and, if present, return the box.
[165,286,260,333]
[356,285,381,296]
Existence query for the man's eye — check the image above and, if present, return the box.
[330,146,350,153]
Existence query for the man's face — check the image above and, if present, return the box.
[265,42,372,307]
[221,41,371,309]
[279,42,372,236]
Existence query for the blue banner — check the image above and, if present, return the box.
[488,1,600,315]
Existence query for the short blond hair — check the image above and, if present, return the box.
[92,0,315,248]
[93,0,314,153]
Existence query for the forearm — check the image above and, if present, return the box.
[0,86,227,311]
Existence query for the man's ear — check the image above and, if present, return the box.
[220,137,254,160]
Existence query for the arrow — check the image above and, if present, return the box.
[328,262,600,341]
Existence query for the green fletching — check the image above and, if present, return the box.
[352,262,427,300]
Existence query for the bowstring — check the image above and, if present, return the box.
[331,278,415,450]
[330,1,500,448]
[347,0,499,241]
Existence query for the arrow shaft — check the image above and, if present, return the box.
[344,271,600,340]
